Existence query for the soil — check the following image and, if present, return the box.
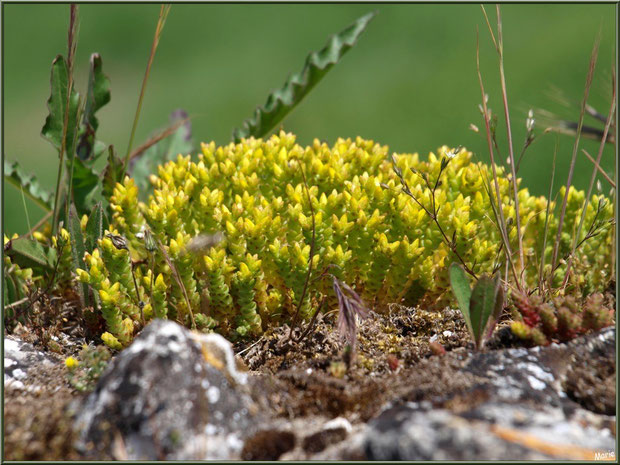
[3,291,616,460]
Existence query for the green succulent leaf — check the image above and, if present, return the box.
[4,160,53,212]
[469,274,499,350]
[41,55,80,158]
[449,263,472,333]
[130,109,194,199]
[232,11,376,142]
[5,237,56,273]
[77,53,111,161]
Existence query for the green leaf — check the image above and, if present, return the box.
[232,11,376,142]
[449,263,472,334]
[41,55,80,157]
[5,237,56,273]
[102,145,124,201]
[4,160,53,211]
[4,273,20,307]
[130,109,194,199]
[484,274,504,342]
[68,204,90,307]
[71,158,100,215]
[84,202,104,253]
[469,274,498,350]
[77,53,111,161]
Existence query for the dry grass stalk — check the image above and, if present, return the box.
[475,28,521,292]
[549,35,600,288]
[563,67,616,288]
[122,4,172,178]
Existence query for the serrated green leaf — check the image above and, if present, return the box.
[469,274,498,350]
[68,204,90,307]
[41,55,80,157]
[5,237,56,273]
[71,158,100,215]
[77,53,111,161]
[449,263,472,334]
[131,109,194,199]
[232,11,376,142]
[4,160,53,212]
[84,202,104,253]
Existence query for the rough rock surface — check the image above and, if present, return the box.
[4,336,61,392]
[363,327,616,461]
[73,320,258,460]
[4,314,615,460]
[4,335,80,460]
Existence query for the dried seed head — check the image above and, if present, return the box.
[526,109,535,132]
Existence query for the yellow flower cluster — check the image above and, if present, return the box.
[81,131,612,345]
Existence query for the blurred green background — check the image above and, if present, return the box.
[3,3,616,235]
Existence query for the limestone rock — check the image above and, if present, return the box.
[74,319,258,460]
[363,327,615,461]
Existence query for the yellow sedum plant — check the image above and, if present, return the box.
[76,131,613,347]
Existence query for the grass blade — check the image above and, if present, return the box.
[4,160,53,212]
[232,11,376,142]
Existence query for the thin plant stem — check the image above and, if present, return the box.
[563,68,616,288]
[25,210,53,238]
[401,159,478,280]
[582,149,616,188]
[128,116,189,163]
[20,186,32,237]
[550,35,600,286]
[291,296,327,344]
[122,4,171,179]
[487,5,525,284]
[284,163,317,344]
[476,28,521,292]
[538,138,558,294]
